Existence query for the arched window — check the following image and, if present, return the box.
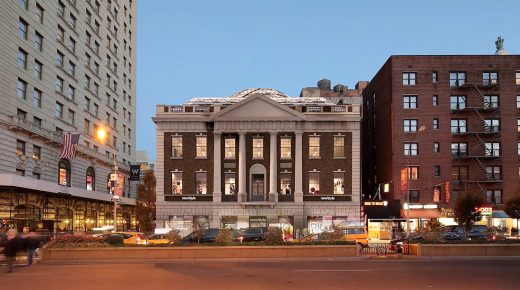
[58,159,71,186]
[86,167,95,191]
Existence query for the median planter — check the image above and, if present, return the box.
[41,245,358,263]
[410,244,520,256]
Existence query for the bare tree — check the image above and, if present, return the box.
[136,171,156,235]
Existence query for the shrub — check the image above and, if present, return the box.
[166,230,183,245]
[215,228,234,245]
[45,234,110,248]
[320,225,344,244]
[105,234,124,246]
[265,227,285,245]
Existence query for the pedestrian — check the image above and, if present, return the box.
[24,232,40,265]
[2,229,22,273]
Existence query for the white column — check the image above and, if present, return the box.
[294,132,303,202]
[213,132,222,202]
[269,132,277,201]
[238,132,247,198]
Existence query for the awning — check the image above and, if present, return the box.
[401,209,441,219]
[492,211,510,219]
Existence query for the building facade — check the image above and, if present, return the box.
[362,55,520,237]
[154,88,362,236]
[135,150,155,180]
[0,0,137,232]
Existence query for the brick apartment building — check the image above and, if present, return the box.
[153,87,362,236]
[362,54,520,237]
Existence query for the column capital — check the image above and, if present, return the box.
[238,132,247,136]
[269,131,278,136]
[295,131,303,136]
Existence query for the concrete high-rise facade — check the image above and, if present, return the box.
[0,0,137,232]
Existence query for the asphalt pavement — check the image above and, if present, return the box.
[1,258,519,290]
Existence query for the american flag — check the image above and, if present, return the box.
[59,133,81,159]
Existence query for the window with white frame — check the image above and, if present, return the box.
[170,172,182,194]
[450,72,466,87]
[451,142,468,157]
[404,142,418,156]
[171,135,182,158]
[517,96,520,108]
[432,71,438,83]
[486,166,501,180]
[308,172,320,194]
[516,71,520,85]
[484,119,500,132]
[434,142,440,153]
[334,136,345,158]
[309,136,320,158]
[484,95,499,108]
[432,95,439,106]
[483,72,498,86]
[224,173,236,195]
[403,95,417,109]
[252,137,263,159]
[403,119,418,132]
[484,142,500,157]
[451,119,467,134]
[196,172,207,195]
[486,190,502,204]
[450,96,466,110]
[402,72,416,86]
[433,118,439,130]
[333,172,345,195]
[280,137,291,159]
[196,136,207,158]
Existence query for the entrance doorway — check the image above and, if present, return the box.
[251,174,265,201]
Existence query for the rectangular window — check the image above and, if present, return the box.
[518,142,520,156]
[19,18,28,39]
[32,89,42,108]
[33,172,41,180]
[517,119,520,132]
[486,166,502,180]
[334,136,345,158]
[68,109,75,125]
[483,72,498,86]
[16,140,26,156]
[452,166,469,181]
[280,138,291,159]
[34,32,43,51]
[450,95,466,110]
[196,136,207,158]
[517,96,520,108]
[450,72,466,87]
[18,48,27,69]
[308,172,320,194]
[34,60,43,79]
[433,118,439,130]
[67,37,76,53]
[58,1,65,17]
[93,103,98,117]
[171,135,182,158]
[410,190,420,203]
[309,136,320,158]
[516,71,520,85]
[16,169,25,177]
[84,119,90,134]
[434,166,441,177]
[35,4,44,24]
[68,13,76,29]
[404,142,418,156]
[434,142,440,153]
[252,138,263,159]
[33,116,42,126]
[195,172,207,195]
[403,95,417,109]
[486,190,502,205]
[280,172,291,195]
[56,50,64,67]
[55,102,63,118]
[58,26,64,42]
[484,142,500,157]
[19,0,28,9]
[55,77,64,93]
[17,78,27,99]
[224,138,235,159]
[333,172,345,195]
[171,172,183,194]
[67,61,75,77]
[432,71,438,83]
[451,142,468,157]
[484,95,499,108]
[485,119,500,133]
[451,119,467,134]
[67,85,75,101]
[402,72,416,86]
[224,173,236,195]
[32,146,41,160]
[407,166,419,180]
[432,95,439,106]
[403,119,418,132]
[17,109,27,120]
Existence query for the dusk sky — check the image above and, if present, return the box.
[136,0,519,160]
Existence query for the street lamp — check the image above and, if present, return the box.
[96,126,119,232]
[406,125,426,236]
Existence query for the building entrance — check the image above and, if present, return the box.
[251,174,265,201]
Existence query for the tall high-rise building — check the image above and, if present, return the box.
[0,0,137,232]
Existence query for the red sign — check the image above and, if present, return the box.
[444,181,451,204]
[400,168,408,193]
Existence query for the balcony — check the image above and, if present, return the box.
[8,116,62,144]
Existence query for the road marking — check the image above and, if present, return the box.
[294,269,373,272]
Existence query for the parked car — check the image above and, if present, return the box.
[181,228,221,244]
[235,228,265,242]
[445,225,490,240]
[98,232,147,245]
[341,227,368,246]
[147,233,171,245]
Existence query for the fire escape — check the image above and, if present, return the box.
[451,79,501,204]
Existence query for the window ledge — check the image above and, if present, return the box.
[333,157,346,159]
[195,157,207,160]
[308,157,321,159]
[170,157,183,160]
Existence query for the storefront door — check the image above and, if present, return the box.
[251,174,265,201]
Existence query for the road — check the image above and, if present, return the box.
[1,258,519,290]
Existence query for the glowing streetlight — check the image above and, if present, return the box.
[96,126,119,232]
[406,125,426,236]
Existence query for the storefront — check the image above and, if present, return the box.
[167,215,209,237]
[401,205,441,232]
[306,216,361,234]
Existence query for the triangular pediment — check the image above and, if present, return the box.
[209,94,306,121]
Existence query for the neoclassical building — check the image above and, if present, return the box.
[153,88,361,236]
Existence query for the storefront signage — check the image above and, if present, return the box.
[440,208,454,218]
[444,181,451,204]
[164,195,213,202]
[129,165,141,181]
[477,207,492,216]
[363,201,388,206]
[303,195,352,202]
[249,216,267,228]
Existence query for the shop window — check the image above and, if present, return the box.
[280,138,291,159]
[280,172,291,195]
[333,172,345,195]
[224,173,236,195]
[252,138,263,159]
[196,172,207,195]
[86,167,95,191]
[196,136,207,158]
[171,172,182,194]
[309,136,320,158]
[58,159,71,186]
[224,137,235,159]
[333,136,345,158]
[308,172,320,194]
[406,166,419,180]
[171,135,182,158]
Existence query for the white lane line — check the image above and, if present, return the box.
[294,269,373,272]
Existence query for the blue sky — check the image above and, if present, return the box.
[136,0,519,160]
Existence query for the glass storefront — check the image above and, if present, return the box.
[307,216,355,234]
[167,215,209,237]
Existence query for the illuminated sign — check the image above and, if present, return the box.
[363,201,388,206]
[383,183,390,193]
[444,181,451,204]
[400,168,408,193]
[477,207,492,216]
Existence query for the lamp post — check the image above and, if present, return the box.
[406,125,426,236]
[97,127,119,232]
